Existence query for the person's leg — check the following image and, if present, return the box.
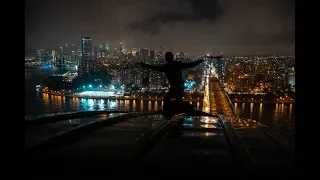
[163,88,174,111]
[165,87,175,101]
[174,88,184,103]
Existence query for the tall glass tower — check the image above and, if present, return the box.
[80,36,92,74]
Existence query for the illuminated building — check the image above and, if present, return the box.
[150,50,155,60]
[217,57,226,83]
[184,79,196,91]
[118,42,123,56]
[36,49,45,63]
[51,50,56,64]
[80,36,93,74]
[159,45,162,56]
[287,72,295,88]
[140,48,149,60]
[131,48,139,56]
[98,43,109,58]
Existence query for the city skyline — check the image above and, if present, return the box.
[25,0,295,56]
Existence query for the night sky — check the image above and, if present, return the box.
[25,0,295,56]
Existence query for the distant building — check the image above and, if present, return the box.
[217,57,226,83]
[51,50,56,64]
[159,45,162,56]
[118,43,123,56]
[150,50,155,60]
[287,73,295,87]
[36,49,45,63]
[187,73,195,80]
[140,48,149,60]
[98,43,109,58]
[80,36,93,74]
[58,44,69,65]
[131,48,139,56]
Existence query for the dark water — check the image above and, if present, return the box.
[233,102,295,140]
[25,66,295,141]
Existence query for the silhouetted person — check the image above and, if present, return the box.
[140,52,204,110]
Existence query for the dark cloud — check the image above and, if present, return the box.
[25,0,295,56]
[189,0,223,20]
[129,0,223,36]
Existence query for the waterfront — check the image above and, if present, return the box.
[234,102,295,140]
[25,66,295,141]
[30,93,203,114]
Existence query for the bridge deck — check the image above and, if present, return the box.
[208,76,294,175]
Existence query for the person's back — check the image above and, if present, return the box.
[162,61,185,90]
[140,52,204,106]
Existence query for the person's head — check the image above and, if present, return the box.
[165,52,174,62]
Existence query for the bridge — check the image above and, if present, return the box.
[25,61,295,177]
[203,60,294,172]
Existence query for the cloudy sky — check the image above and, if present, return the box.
[25,0,295,56]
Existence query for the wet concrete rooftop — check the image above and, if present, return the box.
[25,113,294,177]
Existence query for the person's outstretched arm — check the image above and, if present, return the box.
[180,59,204,69]
[139,62,165,72]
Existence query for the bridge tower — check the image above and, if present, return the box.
[207,53,224,83]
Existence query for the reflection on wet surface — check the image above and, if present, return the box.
[143,115,231,164]
[25,112,77,121]
[35,114,169,162]
[181,132,223,137]
[180,116,223,129]
[109,114,167,131]
[25,113,126,147]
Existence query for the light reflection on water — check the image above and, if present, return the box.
[233,102,295,140]
[40,93,203,114]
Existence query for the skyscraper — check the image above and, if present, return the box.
[159,45,162,56]
[52,50,56,64]
[105,43,110,52]
[36,49,45,63]
[131,48,139,57]
[217,57,226,83]
[58,44,69,65]
[63,44,69,62]
[75,46,82,66]
[118,42,123,56]
[150,50,155,60]
[80,36,92,74]
[140,48,149,60]
[71,44,77,63]
[98,43,109,58]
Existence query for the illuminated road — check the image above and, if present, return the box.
[202,65,211,113]
[202,61,233,119]
[209,77,234,119]
[207,74,294,173]
[208,74,266,129]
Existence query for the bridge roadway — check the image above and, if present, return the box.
[208,76,294,174]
